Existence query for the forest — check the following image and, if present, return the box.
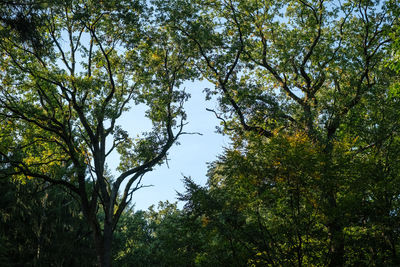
[0,0,399,266]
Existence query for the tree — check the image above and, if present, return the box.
[179,128,400,265]
[0,1,194,266]
[157,0,399,265]
[112,201,202,266]
[0,178,96,266]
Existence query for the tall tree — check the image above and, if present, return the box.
[157,0,399,265]
[0,178,96,266]
[0,1,193,266]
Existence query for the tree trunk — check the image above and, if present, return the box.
[102,221,113,267]
[323,141,345,267]
[327,217,344,267]
[93,221,113,267]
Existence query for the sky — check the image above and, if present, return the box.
[54,31,228,211]
[110,80,230,211]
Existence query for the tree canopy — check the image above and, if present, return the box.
[0,0,399,266]
[0,1,194,266]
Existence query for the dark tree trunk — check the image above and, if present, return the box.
[102,220,113,267]
[92,220,113,267]
[323,138,344,267]
[327,217,345,267]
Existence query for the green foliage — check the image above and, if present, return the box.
[173,127,400,266]
[113,201,201,267]
[0,1,193,266]
[149,0,400,266]
[0,178,96,266]
[1,0,400,266]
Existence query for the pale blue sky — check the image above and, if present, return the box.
[56,31,225,211]
[111,80,229,211]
